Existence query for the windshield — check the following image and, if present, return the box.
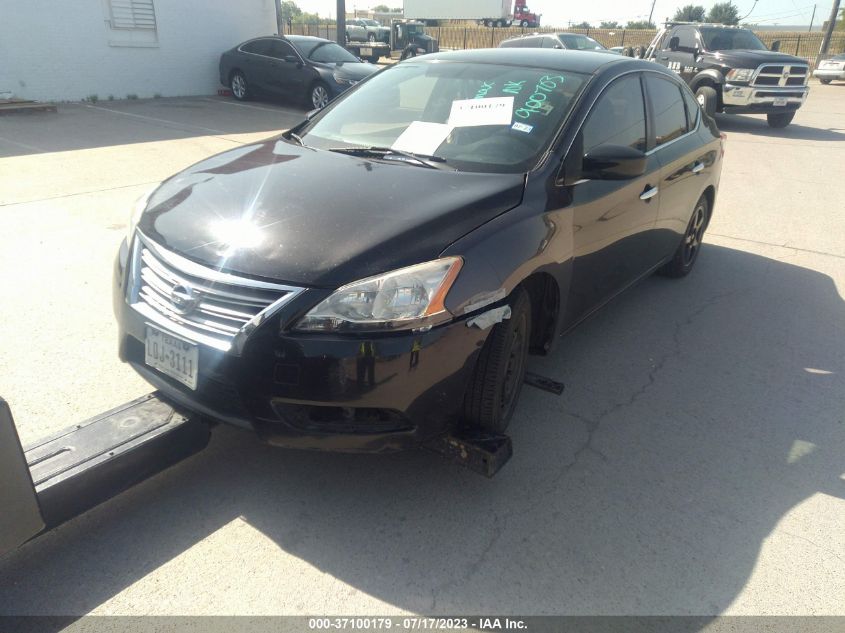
[294,41,360,64]
[300,61,587,174]
[363,19,380,26]
[700,27,768,51]
[560,34,606,50]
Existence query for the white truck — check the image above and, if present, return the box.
[403,0,541,28]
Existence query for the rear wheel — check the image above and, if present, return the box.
[819,78,832,85]
[462,287,532,434]
[767,111,795,128]
[695,86,718,118]
[308,82,330,110]
[659,194,710,278]
[230,70,249,101]
[520,19,529,27]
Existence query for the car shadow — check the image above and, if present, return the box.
[0,244,843,620]
[714,113,845,140]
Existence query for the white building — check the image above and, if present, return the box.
[0,0,278,102]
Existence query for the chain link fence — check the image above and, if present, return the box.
[286,23,845,64]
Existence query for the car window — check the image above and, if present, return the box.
[675,27,697,51]
[308,42,360,64]
[499,38,521,48]
[241,39,271,55]
[582,74,646,153]
[303,61,588,173]
[681,86,700,130]
[559,34,605,50]
[645,74,688,146]
[699,27,768,51]
[543,36,563,49]
[266,39,296,60]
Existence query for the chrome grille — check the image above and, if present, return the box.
[128,234,303,353]
[753,64,808,87]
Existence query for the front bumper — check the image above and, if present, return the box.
[813,68,845,80]
[721,82,808,114]
[113,240,490,453]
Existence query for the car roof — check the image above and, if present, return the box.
[422,48,641,75]
[283,35,331,43]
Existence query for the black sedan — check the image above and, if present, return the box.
[219,35,379,109]
[117,49,724,453]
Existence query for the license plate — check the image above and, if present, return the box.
[360,47,372,56]
[773,97,788,106]
[145,326,198,390]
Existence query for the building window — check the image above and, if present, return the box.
[109,0,157,30]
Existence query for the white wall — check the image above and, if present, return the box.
[0,0,277,102]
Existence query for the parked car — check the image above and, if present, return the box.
[345,22,369,42]
[813,53,845,84]
[117,49,724,453]
[643,23,810,128]
[500,32,609,52]
[348,18,391,43]
[219,35,379,109]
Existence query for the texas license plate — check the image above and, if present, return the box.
[773,97,788,106]
[360,47,372,56]
[145,326,198,390]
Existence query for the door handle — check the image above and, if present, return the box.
[691,161,704,174]
[640,185,658,201]
[660,55,669,60]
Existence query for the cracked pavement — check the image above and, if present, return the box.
[0,87,843,617]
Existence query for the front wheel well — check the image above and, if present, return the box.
[520,273,560,355]
[692,77,723,109]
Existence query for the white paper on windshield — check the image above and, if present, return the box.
[448,96,514,127]
[391,121,453,155]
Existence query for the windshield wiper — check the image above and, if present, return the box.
[327,146,449,169]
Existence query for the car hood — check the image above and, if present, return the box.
[705,49,807,66]
[138,139,525,288]
[317,61,379,80]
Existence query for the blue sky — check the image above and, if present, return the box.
[299,0,834,27]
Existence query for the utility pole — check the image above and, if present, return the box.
[815,0,841,67]
[337,0,346,47]
[647,0,657,26]
[808,4,816,31]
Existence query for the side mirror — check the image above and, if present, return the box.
[770,40,781,52]
[284,54,298,64]
[582,145,647,180]
[668,36,680,52]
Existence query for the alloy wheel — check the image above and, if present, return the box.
[311,85,329,109]
[231,74,246,99]
[683,202,706,266]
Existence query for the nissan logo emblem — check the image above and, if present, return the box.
[170,284,200,314]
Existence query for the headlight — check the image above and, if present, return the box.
[333,73,358,86]
[726,68,755,83]
[127,187,155,244]
[294,257,463,333]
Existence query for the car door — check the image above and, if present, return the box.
[238,39,276,93]
[265,39,307,95]
[657,26,693,76]
[563,72,662,323]
[645,73,716,258]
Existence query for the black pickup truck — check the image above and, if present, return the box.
[644,23,809,128]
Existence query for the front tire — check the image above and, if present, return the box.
[230,70,249,101]
[819,78,832,85]
[308,81,330,110]
[462,287,532,434]
[520,19,529,27]
[659,194,710,278]
[400,47,416,61]
[695,86,718,118]
[767,111,795,128]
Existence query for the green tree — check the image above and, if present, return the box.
[625,20,656,29]
[600,21,621,28]
[372,4,391,11]
[707,1,740,25]
[573,21,593,28]
[837,7,844,30]
[673,4,706,22]
[279,0,301,22]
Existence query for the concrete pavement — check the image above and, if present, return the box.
[0,87,843,617]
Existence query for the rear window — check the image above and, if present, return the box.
[645,74,688,146]
[559,34,606,50]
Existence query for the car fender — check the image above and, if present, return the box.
[690,69,725,91]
